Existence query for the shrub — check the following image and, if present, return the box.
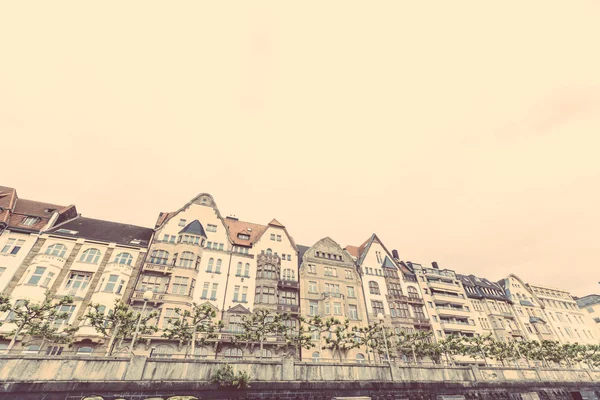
[210,364,251,389]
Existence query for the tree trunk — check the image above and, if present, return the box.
[412,344,417,365]
[37,338,47,355]
[7,324,24,351]
[189,324,197,359]
[259,336,264,360]
[481,350,489,367]
[105,322,121,356]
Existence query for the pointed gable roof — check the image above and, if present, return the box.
[268,218,285,228]
[223,217,267,246]
[178,220,207,237]
[228,304,251,314]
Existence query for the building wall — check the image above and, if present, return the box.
[0,230,40,292]
[299,237,368,362]
[529,284,597,345]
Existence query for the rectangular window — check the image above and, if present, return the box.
[0,267,6,277]
[210,283,218,300]
[325,302,330,314]
[172,276,189,295]
[104,275,119,292]
[1,239,25,255]
[233,285,240,302]
[201,282,209,299]
[345,270,352,279]
[308,264,316,274]
[277,235,282,242]
[349,305,358,320]
[27,267,47,285]
[324,267,337,277]
[207,224,217,232]
[163,308,177,328]
[309,300,318,316]
[179,219,186,227]
[347,286,355,298]
[219,243,224,251]
[333,302,341,315]
[64,272,91,295]
[139,275,167,293]
[309,281,317,293]
[311,328,320,340]
[206,241,212,249]
[241,286,248,302]
[371,300,384,316]
[270,234,275,241]
[53,305,76,326]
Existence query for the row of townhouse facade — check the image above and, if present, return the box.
[0,185,598,362]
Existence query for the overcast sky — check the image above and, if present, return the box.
[1,2,599,296]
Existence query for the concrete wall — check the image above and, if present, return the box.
[0,355,599,385]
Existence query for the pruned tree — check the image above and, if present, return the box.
[281,318,313,358]
[24,319,79,354]
[238,309,286,359]
[488,340,518,367]
[463,334,495,366]
[321,318,357,362]
[396,330,433,364]
[83,299,158,356]
[436,334,464,366]
[4,292,75,351]
[162,303,223,358]
[352,321,390,363]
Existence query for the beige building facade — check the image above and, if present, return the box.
[298,237,368,362]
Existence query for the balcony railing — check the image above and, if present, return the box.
[277,304,299,313]
[406,296,424,304]
[440,320,475,327]
[142,263,174,274]
[431,292,465,300]
[436,305,470,314]
[278,280,299,289]
[322,292,343,299]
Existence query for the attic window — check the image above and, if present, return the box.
[21,217,41,226]
[44,208,56,213]
[179,219,186,227]
[237,233,250,240]
[130,239,142,245]
[55,229,78,235]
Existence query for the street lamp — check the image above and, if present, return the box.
[129,290,154,355]
[377,313,390,364]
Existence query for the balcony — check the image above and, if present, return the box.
[428,280,461,293]
[257,254,281,265]
[32,253,66,266]
[322,292,343,299]
[277,304,299,313]
[510,329,524,337]
[431,291,466,304]
[440,320,476,331]
[436,305,471,318]
[386,293,410,302]
[131,291,192,304]
[142,263,174,274]
[406,296,424,305]
[278,280,299,290]
[410,317,432,327]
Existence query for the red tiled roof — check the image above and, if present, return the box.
[344,245,359,258]
[223,218,268,246]
[0,185,74,232]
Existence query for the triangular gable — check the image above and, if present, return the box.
[198,301,219,312]
[254,220,298,251]
[228,304,251,314]
[381,256,396,269]
[179,220,207,237]
[357,233,400,270]
[268,218,285,228]
[154,193,233,244]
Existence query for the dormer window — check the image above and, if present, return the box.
[237,233,250,240]
[21,216,41,226]
[179,219,187,227]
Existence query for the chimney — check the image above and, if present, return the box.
[392,249,399,259]
[432,261,439,269]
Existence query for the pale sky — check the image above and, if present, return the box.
[1,2,599,297]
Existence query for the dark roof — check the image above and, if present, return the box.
[576,294,600,307]
[297,245,310,267]
[48,216,153,246]
[457,273,511,303]
[179,220,207,237]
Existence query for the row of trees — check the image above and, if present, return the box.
[1,293,599,370]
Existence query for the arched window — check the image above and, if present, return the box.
[178,251,195,268]
[207,258,214,272]
[266,248,272,255]
[369,281,380,295]
[215,259,222,273]
[224,348,243,359]
[283,268,295,281]
[77,346,94,355]
[149,250,169,265]
[153,345,174,358]
[236,262,242,276]
[244,263,250,277]
[312,351,320,362]
[194,347,208,359]
[356,353,365,364]
[113,252,133,265]
[80,248,101,264]
[258,349,272,358]
[46,243,67,258]
[407,287,419,298]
